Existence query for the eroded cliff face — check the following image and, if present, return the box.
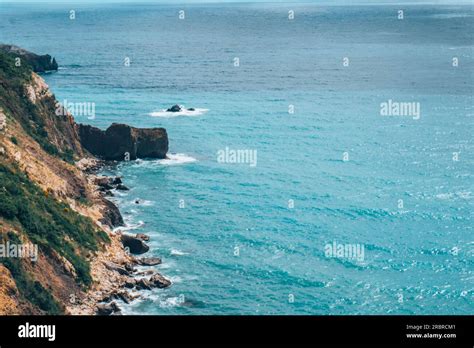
[0,49,136,314]
[77,123,168,161]
[0,44,58,73]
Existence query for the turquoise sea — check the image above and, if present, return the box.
[1,2,473,314]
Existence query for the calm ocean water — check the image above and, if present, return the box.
[1,2,472,314]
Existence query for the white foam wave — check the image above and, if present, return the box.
[158,153,197,166]
[113,220,145,232]
[149,107,209,118]
[169,275,182,283]
[131,199,154,206]
[431,14,472,19]
[159,296,184,308]
[170,249,189,256]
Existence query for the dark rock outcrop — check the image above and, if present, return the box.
[116,184,129,191]
[94,176,129,191]
[135,233,150,242]
[120,234,150,254]
[136,257,162,266]
[96,301,121,316]
[135,278,153,290]
[0,44,58,72]
[124,278,137,289]
[166,104,182,112]
[77,123,168,161]
[103,261,130,276]
[150,273,171,288]
[99,198,125,228]
[135,273,171,290]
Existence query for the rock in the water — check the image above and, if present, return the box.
[104,190,114,197]
[166,104,182,112]
[135,233,150,242]
[112,177,123,185]
[0,44,58,72]
[116,184,129,191]
[115,291,134,304]
[137,270,154,276]
[149,273,171,288]
[77,123,168,161]
[94,176,113,187]
[96,301,121,316]
[135,278,153,290]
[121,234,150,254]
[136,257,161,266]
[187,108,195,111]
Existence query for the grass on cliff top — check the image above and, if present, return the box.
[0,161,109,313]
[0,51,74,163]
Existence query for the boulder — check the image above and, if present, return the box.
[115,291,134,304]
[103,190,114,197]
[77,123,168,161]
[136,270,154,276]
[166,104,182,112]
[96,301,120,316]
[149,273,171,288]
[94,176,113,187]
[124,263,136,273]
[112,177,123,185]
[135,233,150,242]
[124,277,137,289]
[136,257,161,266]
[121,234,150,254]
[116,184,129,191]
[99,198,124,228]
[103,261,130,276]
[135,278,153,290]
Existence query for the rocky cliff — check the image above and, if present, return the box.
[0,47,169,314]
[0,44,58,73]
[78,123,168,161]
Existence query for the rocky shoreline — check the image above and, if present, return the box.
[0,44,172,315]
[69,158,172,315]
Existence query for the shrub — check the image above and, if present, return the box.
[0,162,109,287]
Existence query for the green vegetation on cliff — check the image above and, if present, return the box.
[0,160,109,313]
[1,232,62,314]
[0,51,73,162]
[0,49,109,314]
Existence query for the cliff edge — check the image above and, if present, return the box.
[0,46,168,314]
